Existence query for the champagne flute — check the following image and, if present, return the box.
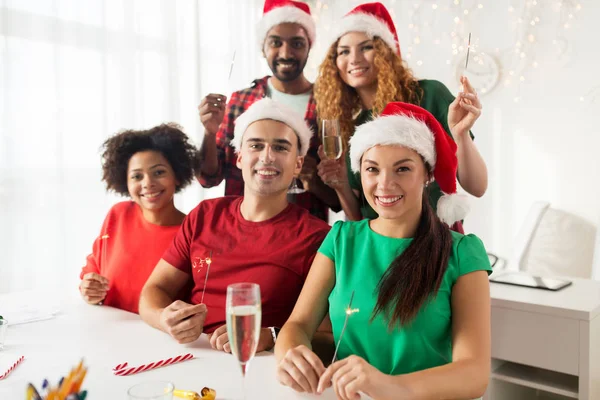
[321,119,343,185]
[226,283,261,400]
[322,119,342,160]
[287,177,306,194]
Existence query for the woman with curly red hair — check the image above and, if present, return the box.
[314,2,487,231]
[78,124,198,313]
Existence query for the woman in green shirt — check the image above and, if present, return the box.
[275,102,492,400]
[314,2,487,230]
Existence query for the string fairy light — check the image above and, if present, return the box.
[308,0,583,100]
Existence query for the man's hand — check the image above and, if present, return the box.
[159,301,207,344]
[208,325,274,354]
[79,273,109,305]
[198,94,227,136]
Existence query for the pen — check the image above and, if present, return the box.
[26,383,42,400]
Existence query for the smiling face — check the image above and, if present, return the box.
[127,150,179,214]
[361,144,430,221]
[263,23,310,83]
[236,119,303,197]
[335,31,378,92]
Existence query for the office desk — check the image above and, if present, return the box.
[0,291,338,400]
[487,275,600,399]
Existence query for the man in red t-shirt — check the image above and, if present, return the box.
[140,98,330,354]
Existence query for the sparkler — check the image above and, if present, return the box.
[200,250,213,304]
[465,32,472,70]
[331,290,359,364]
[101,234,109,269]
[227,50,236,82]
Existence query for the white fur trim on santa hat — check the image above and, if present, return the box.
[349,115,436,173]
[257,6,316,50]
[328,12,396,52]
[232,98,313,156]
[437,193,470,226]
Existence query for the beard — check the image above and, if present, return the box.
[269,57,308,82]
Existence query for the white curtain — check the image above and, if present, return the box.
[0,0,266,293]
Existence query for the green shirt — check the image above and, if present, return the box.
[347,79,473,219]
[319,219,491,375]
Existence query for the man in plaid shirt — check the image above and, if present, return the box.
[196,0,339,221]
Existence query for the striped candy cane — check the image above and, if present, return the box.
[113,353,194,376]
[0,355,25,380]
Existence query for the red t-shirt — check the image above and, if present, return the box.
[80,201,181,314]
[162,196,330,333]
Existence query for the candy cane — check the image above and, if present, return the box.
[113,353,194,376]
[0,356,24,380]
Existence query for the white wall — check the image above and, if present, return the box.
[0,0,266,294]
[1,0,598,293]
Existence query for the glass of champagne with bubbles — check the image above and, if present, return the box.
[322,119,343,185]
[226,283,261,399]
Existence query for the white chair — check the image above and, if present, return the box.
[509,201,597,279]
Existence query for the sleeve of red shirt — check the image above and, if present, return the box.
[161,205,202,274]
[79,210,111,279]
[198,92,238,188]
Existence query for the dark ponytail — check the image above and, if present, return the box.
[371,187,453,329]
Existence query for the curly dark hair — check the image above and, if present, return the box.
[101,123,199,196]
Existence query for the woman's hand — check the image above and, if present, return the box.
[79,273,109,305]
[317,355,405,400]
[276,345,326,394]
[317,145,349,190]
[448,76,483,139]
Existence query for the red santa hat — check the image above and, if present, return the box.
[349,102,469,226]
[232,98,313,157]
[257,0,316,49]
[328,2,400,55]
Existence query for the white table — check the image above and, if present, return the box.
[5,277,599,400]
[0,291,337,400]
[487,275,600,400]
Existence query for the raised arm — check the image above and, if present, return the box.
[449,76,488,197]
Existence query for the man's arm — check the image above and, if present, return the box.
[139,259,207,344]
[139,259,190,329]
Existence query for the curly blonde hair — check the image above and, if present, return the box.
[314,38,423,146]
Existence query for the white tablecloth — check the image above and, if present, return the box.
[0,291,338,399]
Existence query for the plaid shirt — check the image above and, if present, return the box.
[198,76,329,221]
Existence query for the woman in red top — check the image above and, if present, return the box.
[79,124,198,313]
